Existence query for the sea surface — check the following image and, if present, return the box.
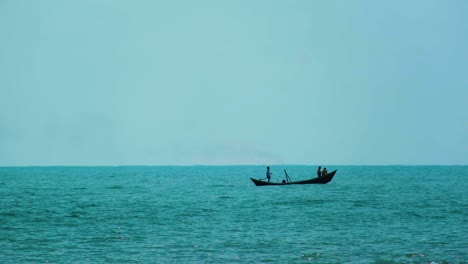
[0,165,467,263]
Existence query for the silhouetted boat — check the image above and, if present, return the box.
[250,170,337,186]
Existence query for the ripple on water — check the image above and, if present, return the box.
[0,165,466,263]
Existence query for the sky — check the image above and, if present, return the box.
[0,0,467,166]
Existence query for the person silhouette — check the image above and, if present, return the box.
[266,166,272,182]
[321,167,328,177]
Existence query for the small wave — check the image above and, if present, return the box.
[107,185,123,190]
[405,252,426,258]
[200,208,217,213]
[210,184,235,188]
[69,211,83,218]
[371,259,398,264]
[352,201,367,208]
[300,253,320,260]
[0,211,17,217]
[78,203,98,208]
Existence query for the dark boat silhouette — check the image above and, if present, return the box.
[250,170,337,186]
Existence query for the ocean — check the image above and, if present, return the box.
[1,165,466,263]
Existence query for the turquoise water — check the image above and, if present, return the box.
[1,166,467,263]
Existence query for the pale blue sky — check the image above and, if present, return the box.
[1,0,467,165]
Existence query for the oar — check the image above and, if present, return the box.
[284,169,293,183]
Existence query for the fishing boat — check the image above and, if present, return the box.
[250,170,337,186]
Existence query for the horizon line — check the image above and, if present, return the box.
[0,164,467,167]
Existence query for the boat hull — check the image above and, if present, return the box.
[250,170,336,186]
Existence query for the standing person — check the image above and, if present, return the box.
[321,167,328,177]
[266,166,272,182]
[317,166,322,178]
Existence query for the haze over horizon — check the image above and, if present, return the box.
[1,0,467,166]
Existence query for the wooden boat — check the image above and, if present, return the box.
[250,170,337,186]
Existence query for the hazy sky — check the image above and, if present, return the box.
[1,0,467,166]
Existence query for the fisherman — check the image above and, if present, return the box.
[317,166,322,178]
[266,166,272,182]
[321,167,328,177]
